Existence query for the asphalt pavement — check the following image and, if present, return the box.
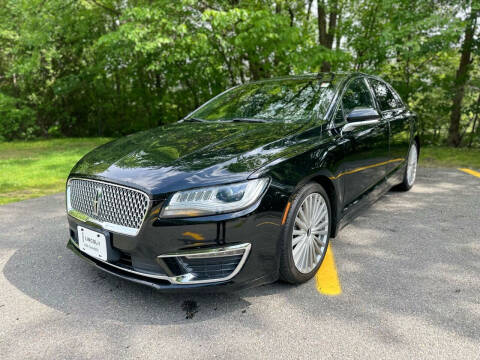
[0,168,479,359]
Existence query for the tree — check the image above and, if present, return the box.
[448,3,479,147]
[317,0,341,72]
[0,0,476,147]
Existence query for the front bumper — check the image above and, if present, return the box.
[66,186,289,291]
[69,238,251,285]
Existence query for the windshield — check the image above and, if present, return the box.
[186,78,337,123]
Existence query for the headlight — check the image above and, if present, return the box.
[161,178,269,218]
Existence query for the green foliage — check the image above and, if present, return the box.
[0,0,478,146]
[0,93,36,140]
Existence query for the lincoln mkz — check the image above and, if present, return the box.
[66,72,419,290]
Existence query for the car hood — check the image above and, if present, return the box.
[71,121,322,195]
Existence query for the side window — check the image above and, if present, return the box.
[369,78,402,111]
[342,78,374,116]
[390,87,404,108]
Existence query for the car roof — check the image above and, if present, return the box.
[248,72,367,85]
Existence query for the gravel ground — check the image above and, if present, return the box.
[0,168,479,359]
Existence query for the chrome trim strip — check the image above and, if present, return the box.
[159,243,250,259]
[70,238,251,285]
[68,209,140,236]
[66,177,151,236]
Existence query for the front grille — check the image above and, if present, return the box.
[68,178,149,231]
[177,255,243,281]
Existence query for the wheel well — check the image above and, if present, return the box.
[311,175,339,238]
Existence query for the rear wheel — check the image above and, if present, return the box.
[397,142,418,191]
[279,183,331,284]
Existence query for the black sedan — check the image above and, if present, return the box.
[66,72,419,290]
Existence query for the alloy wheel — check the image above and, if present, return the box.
[292,193,329,274]
[406,144,418,186]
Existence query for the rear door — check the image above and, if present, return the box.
[336,77,390,209]
[367,78,410,176]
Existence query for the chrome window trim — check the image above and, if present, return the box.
[66,177,151,236]
[70,239,251,285]
[327,75,378,129]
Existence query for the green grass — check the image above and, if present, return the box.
[0,138,112,205]
[0,139,478,206]
[419,146,480,169]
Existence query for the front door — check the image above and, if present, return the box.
[335,77,390,211]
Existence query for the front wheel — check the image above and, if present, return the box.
[279,183,331,284]
[398,142,418,191]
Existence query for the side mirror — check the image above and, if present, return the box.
[342,108,381,134]
[346,107,381,123]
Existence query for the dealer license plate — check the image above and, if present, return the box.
[78,226,107,261]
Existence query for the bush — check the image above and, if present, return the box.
[0,93,37,140]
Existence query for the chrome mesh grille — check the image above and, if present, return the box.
[68,179,149,230]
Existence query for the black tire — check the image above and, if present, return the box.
[279,182,331,284]
[397,142,418,191]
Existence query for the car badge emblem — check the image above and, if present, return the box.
[93,187,103,216]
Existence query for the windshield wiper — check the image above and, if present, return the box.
[184,117,268,123]
[183,117,207,122]
[230,118,268,123]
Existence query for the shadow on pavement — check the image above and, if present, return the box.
[0,194,288,325]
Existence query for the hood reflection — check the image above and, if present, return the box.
[71,121,324,194]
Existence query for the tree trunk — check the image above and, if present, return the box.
[448,7,477,147]
[317,1,328,48]
[317,0,339,72]
[468,92,480,147]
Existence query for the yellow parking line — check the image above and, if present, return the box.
[459,168,480,178]
[315,244,342,296]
